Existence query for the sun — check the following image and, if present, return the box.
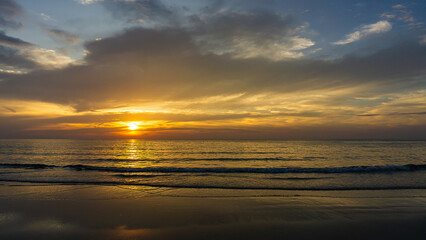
[127,122,139,130]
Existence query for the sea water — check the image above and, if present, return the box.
[0,139,425,192]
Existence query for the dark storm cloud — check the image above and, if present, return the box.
[0,0,23,30]
[0,27,425,110]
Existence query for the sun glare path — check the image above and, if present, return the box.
[127,122,139,130]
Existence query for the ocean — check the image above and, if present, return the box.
[0,139,425,192]
[1,139,425,240]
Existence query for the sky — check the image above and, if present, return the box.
[0,0,425,139]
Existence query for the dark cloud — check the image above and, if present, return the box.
[0,31,33,48]
[0,0,23,30]
[190,11,296,40]
[0,32,74,71]
[99,0,311,60]
[0,45,37,69]
[336,42,426,80]
[2,106,16,112]
[188,11,313,59]
[96,0,316,59]
[358,112,426,117]
[102,0,177,26]
[0,1,43,71]
[0,27,425,110]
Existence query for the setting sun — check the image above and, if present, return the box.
[0,1,425,239]
[127,122,139,130]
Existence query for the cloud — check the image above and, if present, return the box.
[394,8,422,29]
[0,31,76,71]
[18,48,77,70]
[420,35,426,45]
[0,0,23,30]
[0,31,36,69]
[0,68,24,74]
[1,112,425,139]
[0,45,37,70]
[0,2,76,71]
[381,4,422,29]
[0,0,423,139]
[191,11,314,60]
[380,13,395,19]
[333,20,392,45]
[392,4,405,9]
[102,0,177,26]
[359,112,426,117]
[44,28,82,45]
[75,0,103,4]
[0,27,424,112]
[40,13,52,21]
[96,1,315,60]
[0,31,33,48]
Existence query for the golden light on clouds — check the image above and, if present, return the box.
[1,88,425,139]
[0,0,424,140]
[0,99,75,117]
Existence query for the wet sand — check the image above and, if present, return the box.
[0,184,425,240]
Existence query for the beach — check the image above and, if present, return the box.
[1,184,425,239]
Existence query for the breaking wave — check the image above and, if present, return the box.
[1,163,425,174]
[0,178,424,191]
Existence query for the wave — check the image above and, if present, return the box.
[1,152,106,156]
[1,163,425,174]
[0,163,55,169]
[167,151,286,154]
[64,164,426,173]
[0,178,424,191]
[77,157,309,162]
[266,177,333,180]
[114,174,169,178]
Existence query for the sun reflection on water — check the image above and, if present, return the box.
[112,139,157,168]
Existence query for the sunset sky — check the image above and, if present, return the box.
[0,0,425,139]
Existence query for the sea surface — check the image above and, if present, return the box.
[0,139,425,193]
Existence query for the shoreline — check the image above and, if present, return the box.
[1,184,425,239]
